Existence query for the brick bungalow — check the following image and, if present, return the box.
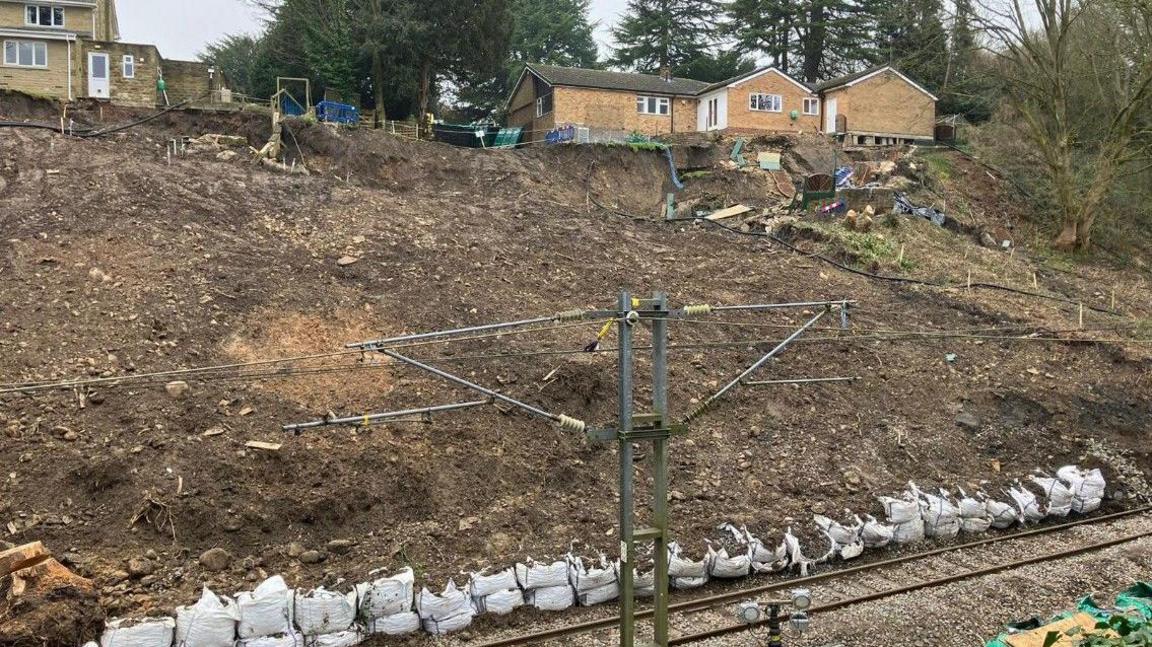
[0,0,224,107]
[506,62,937,144]
[816,65,939,145]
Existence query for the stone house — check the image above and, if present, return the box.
[0,0,224,107]
[506,62,937,144]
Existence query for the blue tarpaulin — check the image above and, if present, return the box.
[316,101,360,125]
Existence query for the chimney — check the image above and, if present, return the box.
[660,65,672,82]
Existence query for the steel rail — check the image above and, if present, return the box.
[744,377,861,386]
[347,316,568,349]
[282,400,491,432]
[669,527,1152,644]
[474,506,1152,647]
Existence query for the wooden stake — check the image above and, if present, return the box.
[1032,272,1038,289]
[1111,288,1116,311]
[967,269,972,292]
[1079,303,1084,330]
[898,244,905,264]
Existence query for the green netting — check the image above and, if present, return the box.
[1115,583,1152,620]
[491,127,522,148]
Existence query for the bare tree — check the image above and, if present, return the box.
[980,0,1152,251]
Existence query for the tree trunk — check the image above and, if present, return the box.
[802,0,826,82]
[418,60,432,132]
[370,0,385,129]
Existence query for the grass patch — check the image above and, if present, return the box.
[792,220,910,270]
[920,151,955,181]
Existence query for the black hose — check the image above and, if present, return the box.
[79,97,199,138]
[0,121,94,134]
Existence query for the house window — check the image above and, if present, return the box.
[122,55,135,78]
[3,40,48,68]
[25,5,65,27]
[535,92,553,118]
[749,93,783,113]
[803,97,820,115]
[637,96,670,116]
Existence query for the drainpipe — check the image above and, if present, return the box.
[67,38,73,101]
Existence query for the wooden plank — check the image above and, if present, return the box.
[0,542,48,579]
[245,441,282,451]
[705,205,753,221]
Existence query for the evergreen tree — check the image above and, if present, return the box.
[678,51,758,83]
[872,0,950,89]
[609,0,720,76]
[199,34,266,97]
[725,0,796,73]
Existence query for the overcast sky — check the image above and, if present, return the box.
[118,0,631,61]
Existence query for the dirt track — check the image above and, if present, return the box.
[2,99,1151,642]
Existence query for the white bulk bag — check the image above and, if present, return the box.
[892,520,925,544]
[815,515,865,559]
[100,617,176,647]
[473,588,525,615]
[567,555,618,594]
[861,515,894,548]
[355,567,414,620]
[879,495,919,525]
[784,528,834,576]
[366,612,419,636]
[525,584,575,611]
[237,576,295,639]
[671,576,708,590]
[294,588,356,636]
[308,631,361,647]
[918,489,961,539]
[468,568,518,599]
[515,560,568,590]
[633,570,655,598]
[578,582,619,606]
[707,547,751,578]
[239,632,304,647]
[985,498,1018,529]
[421,612,472,635]
[1057,466,1106,513]
[667,542,708,578]
[1030,475,1073,517]
[176,586,240,647]
[414,575,472,626]
[1009,484,1046,524]
[957,492,992,533]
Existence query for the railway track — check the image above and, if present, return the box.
[475,506,1152,647]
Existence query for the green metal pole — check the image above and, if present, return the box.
[651,292,670,646]
[618,290,635,647]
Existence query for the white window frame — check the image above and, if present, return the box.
[535,93,552,118]
[749,93,783,113]
[637,95,670,116]
[802,97,820,116]
[24,4,65,28]
[3,40,48,68]
[122,54,135,78]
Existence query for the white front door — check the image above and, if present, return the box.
[88,53,110,99]
[824,97,838,133]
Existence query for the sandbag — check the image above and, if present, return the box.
[879,495,919,525]
[957,492,992,534]
[415,581,472,628]
[525,584,575,611]
[1057,466,1106,514]
[421,611,472,635]
[473,588,525,615]
[784,528,834,576]
[294,588,355,636]
[707,547,751,578]
[567,555,618,594]
[355,567,414,622]
[892,519,925,544]
[237,576,295,639]
[861,515,894,548]
[365,612,419,636]
[814,514,865,559]
[515,560,568,590]
[917,487,961,539]
[1009,484,1046,524]
[578,581,619,606]
[985,498,1018,529]
[671,576,708,590]
[176,586,240,647]
[239,632,304,647]
[1031,475,1073,517]
[308,631,361,647]
[667,542,708,579]
[468,568,518,599]
[100,617,176,647]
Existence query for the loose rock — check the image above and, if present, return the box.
[198,547,233,572]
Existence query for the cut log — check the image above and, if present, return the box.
[705,205,754,221]
[0,542,48,580]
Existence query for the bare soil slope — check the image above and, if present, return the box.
[1,102,1151,638]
